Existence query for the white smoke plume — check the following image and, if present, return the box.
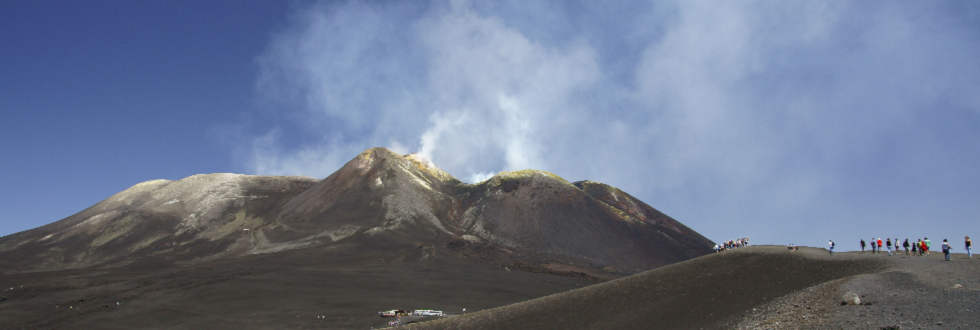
[239,0,980,246]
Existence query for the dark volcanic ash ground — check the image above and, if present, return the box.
[736,248,980,330]
[0,240,594,329]
[402,246,979,330]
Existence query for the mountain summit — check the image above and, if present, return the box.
[0,147,713,277]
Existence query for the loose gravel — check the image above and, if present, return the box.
[737,252,979,329]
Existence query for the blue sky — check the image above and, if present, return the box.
[2,1,978,250]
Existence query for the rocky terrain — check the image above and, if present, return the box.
[736,249,980,330]
[402,246,979,330]
[0,147,719,329]
[0,174,319,272]
[8,147,972,330]
[0,147,713,278]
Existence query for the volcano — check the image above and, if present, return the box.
[0,147,712,278]
[0,147,715,329]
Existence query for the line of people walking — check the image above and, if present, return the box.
[857,237,973,261]
[860,238,900,255]
[713,237,749,252]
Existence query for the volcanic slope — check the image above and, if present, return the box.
[0,147,714,279]
[270,147,715,277]
[403,246,980,330]
[0,174,319,273]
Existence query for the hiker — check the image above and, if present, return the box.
[871,239,877,254]
[829,240,835,255]
[886,238,893,256]
[942,239,952,261]
[919,239,927,256]
[966,236,972,259]
[860,239,866,253]
[924,237,931,255]
[877,238,883,254]
[913,239,919,256]
[903,239,911,257]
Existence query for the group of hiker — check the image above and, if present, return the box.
[856,237,973,261]
[860,238,903,255]
[713,238,749,252]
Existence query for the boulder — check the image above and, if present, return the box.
[842,292,861,305]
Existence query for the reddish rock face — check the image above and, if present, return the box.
[0,147,714,277]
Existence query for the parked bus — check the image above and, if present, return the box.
[413,310,444,317]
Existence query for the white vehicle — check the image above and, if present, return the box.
[413,310,444,316]
[379,309,408,317]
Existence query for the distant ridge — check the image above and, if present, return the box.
[0,147,714,277]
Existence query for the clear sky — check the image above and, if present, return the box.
[2,1,978,250]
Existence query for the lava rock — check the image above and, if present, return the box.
[842,292,861,305]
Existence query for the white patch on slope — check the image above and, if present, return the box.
[107,179,173,207]
[364,227,386,236]
[69,211,122,236]
[380,163,449,233]
[401,166,433,191]
[317,225,360,242]
[149,173,248,229]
